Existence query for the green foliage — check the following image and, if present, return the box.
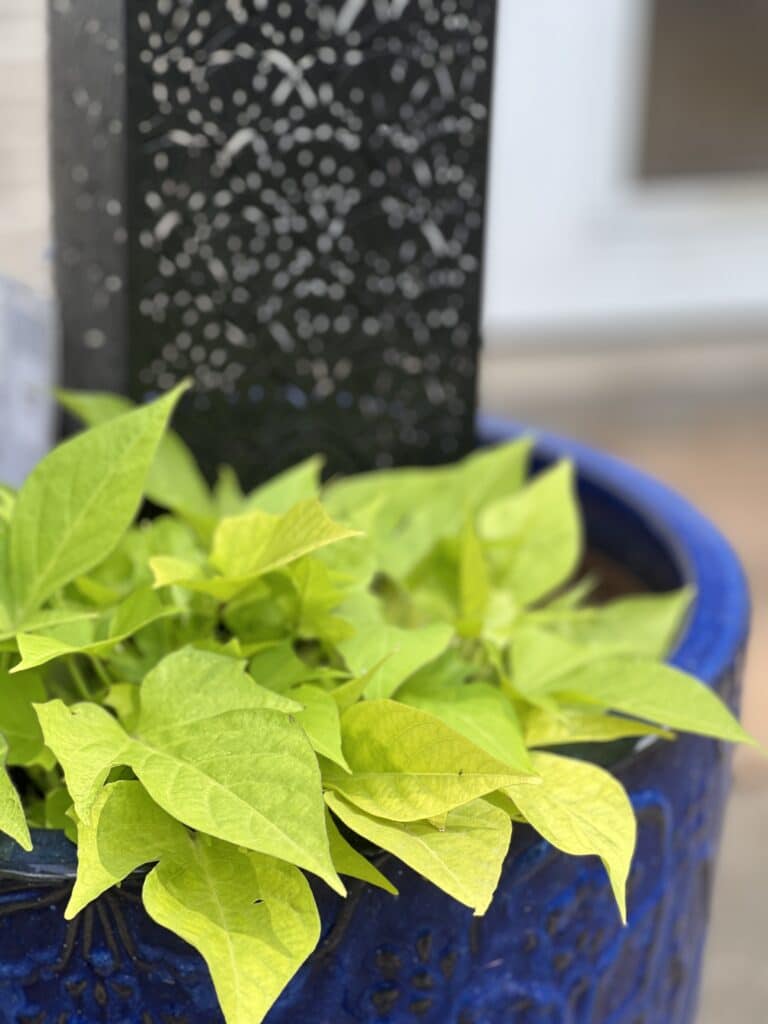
[327,792,511,915]
[398,668,531,771]
[10,385,187,623]
[210,500,360,581]
[505,753,637,923]
[528,587,694,658]
[0,667,47,765]
[0,388,752,1024]
[13,588,175,672]
[144,838,320,1024]
[39,653,343,892]
[58,389,215,532]
[338,622,453,700]
[523,706,672,748]
[478,461,582,605]
[0,736,31,851]
[324,699,535,821]
[325,809,398,895]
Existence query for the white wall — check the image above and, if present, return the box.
[0,0,50,294]
[483,0,768,347]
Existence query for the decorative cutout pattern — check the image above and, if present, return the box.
[55,0,497,485]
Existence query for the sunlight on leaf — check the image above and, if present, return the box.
[327,792,511,915]
[11,384,189,621]
[144,838,320,1024]
[326,700,537,821]
[505,752,636,922]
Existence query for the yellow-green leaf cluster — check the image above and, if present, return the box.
[0,388,750,1024]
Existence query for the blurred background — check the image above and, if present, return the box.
[1,2,766,1019]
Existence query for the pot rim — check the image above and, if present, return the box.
[0,415,750,880]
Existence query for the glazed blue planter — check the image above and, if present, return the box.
[0,419,748,1024]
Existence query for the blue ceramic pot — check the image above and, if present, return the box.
[0,419,749,1024]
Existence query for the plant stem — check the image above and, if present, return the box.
[67,658,91,701]
[88,655,112,691]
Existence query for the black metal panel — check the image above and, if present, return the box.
[54,1,497,486]
[49,0,129,394]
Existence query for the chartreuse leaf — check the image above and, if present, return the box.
[325,700,537,822]
[312,489,381,587]
[511,627,605,697]
[135,648,302,722]
[398,677,532,772]
[512,627,751,744]
[222,578,298,646]
[58,388,215,529]
[523,706,672,748]
[324,440,533,580]
[327,792,511,915]
[130,656,335,889]
[338,623,453,700]
[551,656,754,745]
[67,780,186,918]
[212,500,360,581]
[157,503,360,602]
[335,587,385,629]
[144,430,215,532]
[534,587,694,658]
[324,469,455,579]
[0,606,102,645]
[0,668,48,765]
[12,587,176,672]
[104,683,141,731]
[70,779,321,1024]
[293,685,350,771]
[213,466,246,517]
[45,787,77,841]
[457,439,534,509]
[479,462,581,605]
[457,520,490,636]
[288,557,354,643]
[74,514,199,611]
[144,837,320,1024]
[0,487,14,523]
[35,701,131,814]
[149,555,218,593]
[330,658,392,713]
[0,736,32,850]
[403,539,460,624]
[505,752,636,922]
[0,521,13,632]
[10,384,188,622]
[330,676,368,712]
[248,642,319,694]
[246,456,324,514]
[325,809,398,895]
[36,649,343,892]
[1,403,757,1024]
[325,439,532,527]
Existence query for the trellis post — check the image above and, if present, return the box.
[50,0,498,486]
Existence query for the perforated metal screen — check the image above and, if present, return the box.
[54,1,497,484]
